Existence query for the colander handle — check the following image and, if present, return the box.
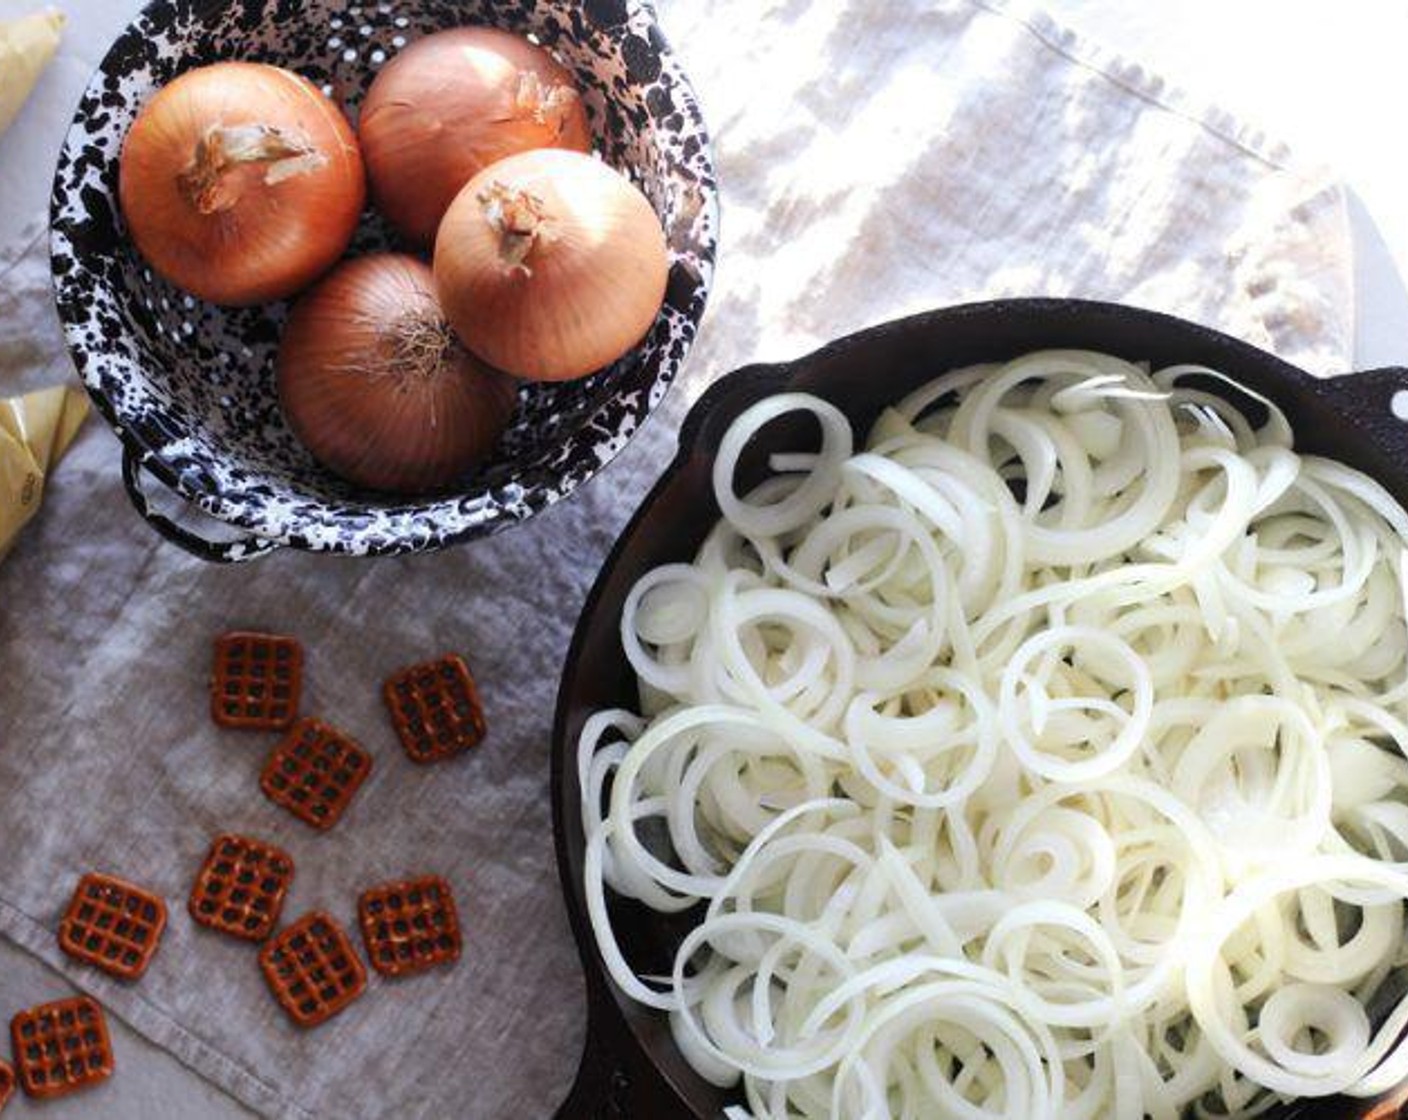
[121,448,282,564]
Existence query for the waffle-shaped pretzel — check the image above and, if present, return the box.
[211,631,303,730]
[58,872,168,980]
[383,654,486,763]
[0,1057,13,1112]
[10,996,113,1099]
[259,912,366,1028]
[188,834,294,941]
[260,718,372,831]
[358,875,462,977]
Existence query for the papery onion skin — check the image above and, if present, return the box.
[277,253,517,493]
[433,148,669,382]
[118,62,365,306]
[359,26,591,246]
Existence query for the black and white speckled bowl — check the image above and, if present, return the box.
[50,0,718,562]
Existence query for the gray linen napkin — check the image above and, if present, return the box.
[0,0,1353,1116]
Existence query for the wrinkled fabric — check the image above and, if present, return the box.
[0,0,1352,1116]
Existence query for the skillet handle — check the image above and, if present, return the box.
[555,981,689,1120]
[1315,366,1408,455]
[555,998,633,1120]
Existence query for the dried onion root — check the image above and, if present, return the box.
[582,350,1408,1119]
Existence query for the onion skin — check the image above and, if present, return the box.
[360,27,591,246]
[433,148,669,382]
[119,62,365,306]
[277,254,517,494]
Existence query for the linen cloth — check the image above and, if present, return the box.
[0,0,1354,1116]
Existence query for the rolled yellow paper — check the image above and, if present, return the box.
[0,8,64,138]
[0,384,88,562]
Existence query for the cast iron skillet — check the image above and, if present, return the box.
[550,297,1408,1119]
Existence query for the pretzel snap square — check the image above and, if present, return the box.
[58,872,168,980]
[211,631,303,730]
[383,654,486,763]
[260,717,372,831]
[358,875,462,977]
[10,996,113,1100]
[189,834,294,941]
[259,912,366,1028]
[0,1056,13,1112]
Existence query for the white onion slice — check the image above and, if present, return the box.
[580,353,1408,1119]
